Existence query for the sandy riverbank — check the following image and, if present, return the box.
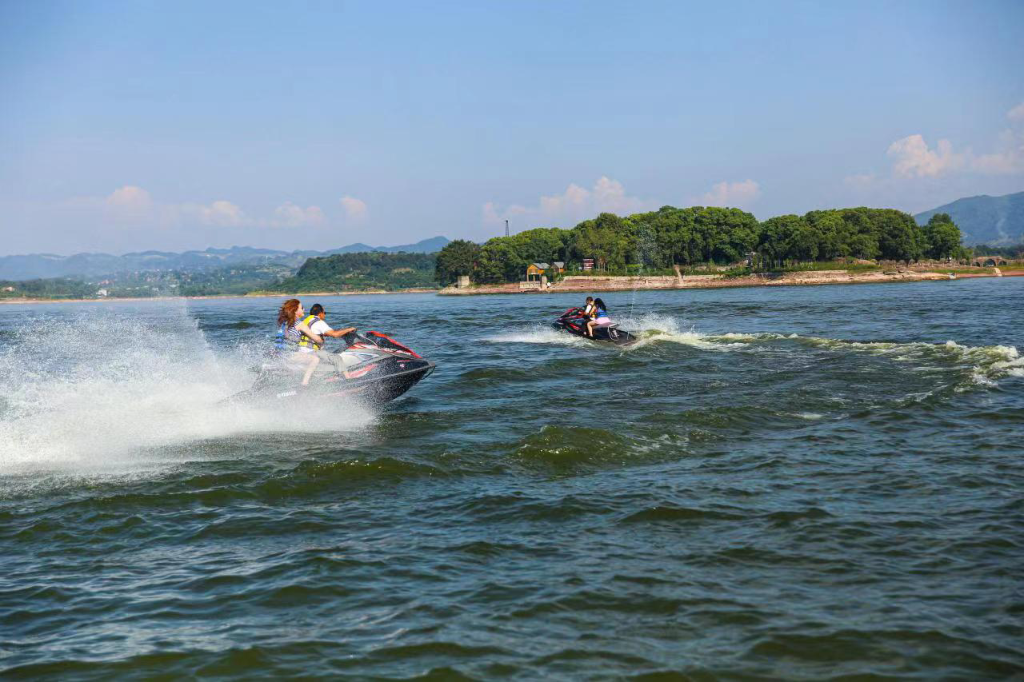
[438,268,1024,296]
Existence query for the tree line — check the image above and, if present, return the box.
[435,206,966,285]
[278,251,437,292]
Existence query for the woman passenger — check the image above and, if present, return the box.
[275,299,324,386]
[586,298,612,338]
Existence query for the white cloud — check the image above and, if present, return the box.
[886,135,965,178]
[105,185,153,216]
[884,104,1024,179]
[696,179,761,208]
[193,200,246,227]
[63,186,348,231]
[483,176,657,228]
[272,202,326,227]
[1008,101,1024,123]
[339,196,368,222]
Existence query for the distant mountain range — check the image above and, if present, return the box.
[0,236,450,281]
[915,191,1024,246]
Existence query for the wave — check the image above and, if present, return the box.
[790,336,1024,389]
[485,314,1022,400]
[485,328,592,347]
[486,315,750,351]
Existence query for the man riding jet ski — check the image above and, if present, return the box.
[228,301,435,405]
[553,302,639,347]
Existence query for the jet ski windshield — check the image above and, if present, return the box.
[342,330,422,358]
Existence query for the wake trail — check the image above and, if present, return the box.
[486,313,1023,389]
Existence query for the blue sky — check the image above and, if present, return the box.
[1,0,1022,255]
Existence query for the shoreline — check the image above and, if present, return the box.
[438,268,1024,296]
[2,270,1021,305]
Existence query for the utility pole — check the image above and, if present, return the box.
[505,219,509,238]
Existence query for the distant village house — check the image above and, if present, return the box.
[525,262,566,280]
[525,263,548,281]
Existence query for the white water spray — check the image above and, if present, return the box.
[0,303,373,473]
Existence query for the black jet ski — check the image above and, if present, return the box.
[228,331,435,405]
[553,307,639,347]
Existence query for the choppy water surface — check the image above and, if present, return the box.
[2,280,1022,679]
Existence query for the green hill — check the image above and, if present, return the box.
[915,191,1024,245]
[276,252,438,292]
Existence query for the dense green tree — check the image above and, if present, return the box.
[805,210,851,260]
[511,228,569,264]
[758,215,814,266]
[838,208,881,260]
[629,207,699,267]
[434,239,481,285]
[568,213,630,270]
[922,213,963,260]
[693,207,759,264]
[474,238,526,284]
[448,203,963,284]
[873,209,922,262]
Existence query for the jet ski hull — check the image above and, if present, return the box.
[227,331,435,405]
[553,308,639,347]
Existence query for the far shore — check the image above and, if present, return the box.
[1,269,1021,305]
[439,267,1024,296]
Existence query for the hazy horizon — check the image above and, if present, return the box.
[2,0,1023,256]
[0,235,452,259]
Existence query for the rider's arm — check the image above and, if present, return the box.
[324,326,356,337]
[294,320,323,345]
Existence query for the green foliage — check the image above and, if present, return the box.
[922,213,964,260]
[469,227,572,284]
[278,252,437,291]
[758,214,813,267]
[623,206,758,268]
[435,239,481,285]
[568,213,629,270]
[454,204,956,284]
[0,278,96,299]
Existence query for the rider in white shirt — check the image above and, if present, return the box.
[298,304,357,353]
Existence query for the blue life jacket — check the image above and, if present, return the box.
[275,322,302,351]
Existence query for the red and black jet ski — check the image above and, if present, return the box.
[230,331,435,405]
[553,307,639,347]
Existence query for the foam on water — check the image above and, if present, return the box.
[486,328,593,347]
[485,314,1022,390]
[794,336,1023,386]
[489,314,749,351]
[0,304,373,473]
[622,313,748,350]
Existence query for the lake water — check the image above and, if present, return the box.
[2,279,1022,679]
